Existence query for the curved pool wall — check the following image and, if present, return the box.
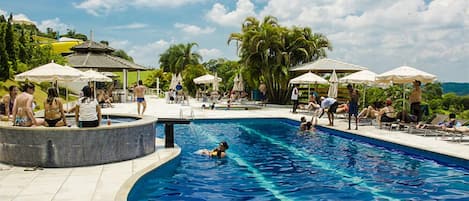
[0,114,157,167]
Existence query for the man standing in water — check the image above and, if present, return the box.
[347,84,360,130]
[12,83,43,126]
[134,80,146,116]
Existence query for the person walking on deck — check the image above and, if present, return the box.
[347,84,360,130]
[291,85,299,113]
[134,80,147,116]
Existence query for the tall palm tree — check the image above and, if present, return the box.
[159,42,202,74]
[228,16,332,104]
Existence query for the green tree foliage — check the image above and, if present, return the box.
[0,21,9,80]
[0,14,67,81]
[228,16,332,104]
[182,64,207,96]
[145,69,171,91]
[100,40,109,46]
[159,43,202,74]
[202,58,242,93]
[112,49,134,62]
[5,14,17,71]
[58,29,88,41]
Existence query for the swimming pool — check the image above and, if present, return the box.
[129,118,469,200]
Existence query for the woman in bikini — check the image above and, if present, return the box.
[1,86,18,120]
[197,141,229,158]
[43,87,67,127]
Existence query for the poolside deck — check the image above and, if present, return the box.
[1,95,468,201]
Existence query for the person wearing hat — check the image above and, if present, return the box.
[409,80,422,122]
[319,96,339,126]
[347,84,360,130]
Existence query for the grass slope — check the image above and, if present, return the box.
[114,71,153,85]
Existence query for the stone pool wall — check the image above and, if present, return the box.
[0,115,157,167]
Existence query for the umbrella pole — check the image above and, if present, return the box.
[363,85,366,107]
[308,84,310,97]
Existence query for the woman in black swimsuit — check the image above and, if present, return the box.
[43,87,67,127]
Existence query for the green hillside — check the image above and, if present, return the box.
[442,82,469,95]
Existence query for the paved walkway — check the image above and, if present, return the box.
[0,95,468,201]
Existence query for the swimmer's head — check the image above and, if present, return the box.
[219,141,229,150]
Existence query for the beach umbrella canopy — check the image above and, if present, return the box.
[290,58,368,73]
[376,65,437,111]
[236,73,244,92]
[339,70,378,84]
[169,73,178,89]
[193,74,222,84]
[176,73,183,85]
[376,66,436,84]
[232,74,240,91]
[213,72,219,91]
[327,70,339,99]
[289,71,328,84]
[76,69,112,82]
[15,61,84,82]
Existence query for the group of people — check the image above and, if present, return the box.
[294,79,428,130]
[293,84,361,130]
[0,83,103,128]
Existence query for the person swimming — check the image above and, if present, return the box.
[197,141,229,158]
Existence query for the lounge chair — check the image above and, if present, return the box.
[436,120,469,142]
[407,114,447,136]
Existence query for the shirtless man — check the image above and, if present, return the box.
[12,83,44,127]
[134,80,146,116]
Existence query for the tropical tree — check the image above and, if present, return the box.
[112,49,134,62]
[5,14,17,71]
[182,64,207,96]
[159,43,202,74]
[228,16,332,104]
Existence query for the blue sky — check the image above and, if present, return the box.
[1,0,468,82]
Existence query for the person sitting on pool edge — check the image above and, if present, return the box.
[198,141,229,158]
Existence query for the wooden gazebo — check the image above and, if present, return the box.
[66,40,147,102]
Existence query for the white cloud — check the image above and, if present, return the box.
[126,40,171,67]
[231,0,469,82]
[108,23,148,30]
[174,23,215,35]
[37,18,72,33]
[0,9,7,17]
[74,0,206,16]
[109,40,130,50]
[206,0,256,27]
[198,48,223,61]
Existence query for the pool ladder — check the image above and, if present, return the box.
[179,108,194,119]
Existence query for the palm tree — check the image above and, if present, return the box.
[228,16,332,104]
[159,42,202,74]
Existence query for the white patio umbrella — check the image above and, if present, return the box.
[193,74,222,84]
[376,65,436,110]
[327,70,339,99]
[15,61,85,111]
[75,70,113,98]
[213,72,219,91]
[237,73,244,92]
[339,70,378,106]
[15,61,84,82]
[289,71,328,95]
[176,73,183,86]
[169,73,178,89]
[376,66,436,84]
[232,74,240,91]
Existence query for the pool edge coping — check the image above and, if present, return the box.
[114,145,181,201]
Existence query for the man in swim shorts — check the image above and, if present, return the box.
[134,80,146,116]
[347,84,360,130]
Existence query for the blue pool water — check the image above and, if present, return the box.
[129,118,469,200]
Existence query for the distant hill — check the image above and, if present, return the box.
[442,82,469,96]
